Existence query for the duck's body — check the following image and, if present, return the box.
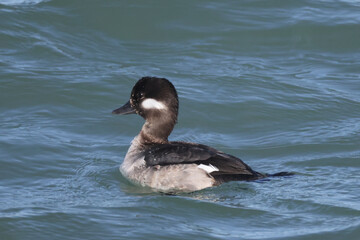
[113,77,288,193]
[120,135,265,193]
[120,136,216,192]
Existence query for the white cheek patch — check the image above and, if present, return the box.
[198,164,219,174]
[141,98,167,110]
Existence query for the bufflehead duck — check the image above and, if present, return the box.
[113,77,290,193]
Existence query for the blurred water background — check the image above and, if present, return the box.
[1,0,360,239]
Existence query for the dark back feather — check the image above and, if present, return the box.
[144,142,263,181]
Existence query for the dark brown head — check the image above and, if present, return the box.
[113,77,179,144]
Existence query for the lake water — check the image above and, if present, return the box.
[1,0,360,239]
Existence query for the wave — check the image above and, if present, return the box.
[0,0,48,6]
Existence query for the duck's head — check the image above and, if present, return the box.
[113,77,179,144]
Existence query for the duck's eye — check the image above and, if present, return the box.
[139,92,145,99]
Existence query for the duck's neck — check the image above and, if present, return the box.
[138,115,176,145]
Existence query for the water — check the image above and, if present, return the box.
[1,0,360,239]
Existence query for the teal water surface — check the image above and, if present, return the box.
[1,0,360,239]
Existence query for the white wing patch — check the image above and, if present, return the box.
[141,98,166,110]
[198,164,219,173]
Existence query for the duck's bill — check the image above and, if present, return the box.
[112,100,136,115]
